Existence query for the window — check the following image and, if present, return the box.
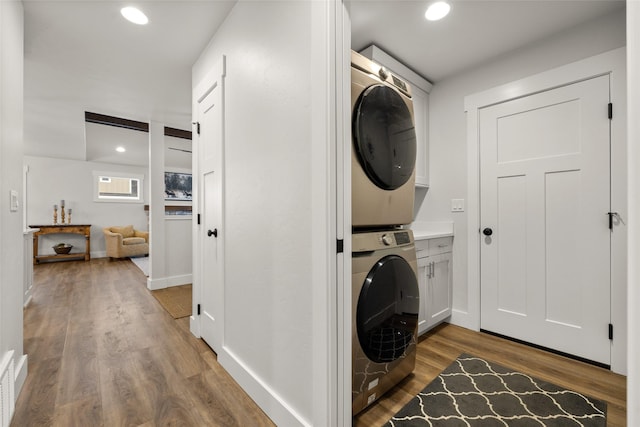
[93,171,144,202]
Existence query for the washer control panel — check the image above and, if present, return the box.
[352,229,415,253]
[394,231,410,245]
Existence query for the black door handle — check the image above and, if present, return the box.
[207,229,218,237]
[482,228,493,236]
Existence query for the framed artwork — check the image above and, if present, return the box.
[164,172,192,201]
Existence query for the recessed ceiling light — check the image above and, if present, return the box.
[116,146,126,153]
[425,1,451,21]
[121,6,148,25]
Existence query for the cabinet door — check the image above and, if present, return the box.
[416,256,430,335]
[412,87,429,187]
[426,252,452,329]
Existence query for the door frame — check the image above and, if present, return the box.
[463,47,627,374]
[190,57,226,342]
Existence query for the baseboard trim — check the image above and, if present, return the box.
[147,273,192,291]
[91,251,107,259]
[219,347,310,427]
[14,355,27,399]
[189,315,200,338]
[449,309,479,331]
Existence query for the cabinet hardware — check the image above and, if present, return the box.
[427,261,434,278]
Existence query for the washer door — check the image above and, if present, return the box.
[356,255,419,363]
[353,84,416,190]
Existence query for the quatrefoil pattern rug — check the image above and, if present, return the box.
[385,354,606,426]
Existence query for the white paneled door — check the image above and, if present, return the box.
[480,75,611,365]
[195,59,225,354]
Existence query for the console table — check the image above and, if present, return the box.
[29,224,91,264]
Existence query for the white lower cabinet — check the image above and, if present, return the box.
[416,237,453,335]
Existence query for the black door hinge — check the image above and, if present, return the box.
[337,239,344,254]
[192,121,201,135]
[609,323,613,340]
[608,103,613,120]
[197,213,201,225]
[197,304,201,315]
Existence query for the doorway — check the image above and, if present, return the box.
[465,48,627,373]
[192,57,225,353]
[479,75,611,365]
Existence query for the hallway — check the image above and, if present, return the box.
[12,258,274,426]
[11,258,626,426]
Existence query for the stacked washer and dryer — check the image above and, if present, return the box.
[351,51,420,415]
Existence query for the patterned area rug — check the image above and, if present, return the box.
[385,354,606,426]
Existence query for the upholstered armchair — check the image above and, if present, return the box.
[103,225,149,258]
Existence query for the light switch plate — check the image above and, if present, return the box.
[10,190,18,212]
[451,199,465,212]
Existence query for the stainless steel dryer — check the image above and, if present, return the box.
[352,229,419,415]
[351,51,417,228]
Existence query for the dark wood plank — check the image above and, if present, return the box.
[15,258,624,426]
[85,111,149,132]
[13,258,274,426]
[52,396,103,427]
[164,126,192,140]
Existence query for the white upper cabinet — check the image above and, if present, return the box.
[359,45,432,187]
[411,88,429,187]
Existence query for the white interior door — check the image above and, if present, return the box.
[195,60,225,353]
[480,75,611,365]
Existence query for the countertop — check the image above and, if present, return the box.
[409,221,454,240]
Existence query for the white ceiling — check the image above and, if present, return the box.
[23,0,236,164]
[23,0,625,165]
[350,0,625,83]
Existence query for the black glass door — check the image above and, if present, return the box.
[356,255,419,363]
[353,84,417,190]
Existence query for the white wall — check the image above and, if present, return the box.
[147,122,193,290]
[627,1,639,424]
[418,9,626,327]
[24,155,149,257]
[192,1,335,425]
[1,0,27,407]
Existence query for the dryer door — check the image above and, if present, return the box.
[356,255,419,363]
[353,84,417,190]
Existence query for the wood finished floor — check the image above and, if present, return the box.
[14,258,626,426]
[12,258,275,427]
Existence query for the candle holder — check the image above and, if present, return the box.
[61,206,66,224]
[53,207,58,224]
[67,210,72,224]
